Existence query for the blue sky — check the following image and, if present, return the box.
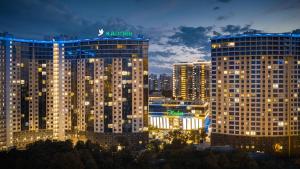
[0,0,300,73]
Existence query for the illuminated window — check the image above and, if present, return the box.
[274,143,283,152]
[278,121,284,126]
[234,98,239,103]
[212,44,220,49]
[273,84,278,89]
[227,42,235,47]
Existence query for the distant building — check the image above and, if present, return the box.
[158,73,173,97]
[192,62,211,102]
[211,33,300,155]
[0,34,149,149]
[173,61,210,102]
[149,73,173,98]
[149,74,159,93]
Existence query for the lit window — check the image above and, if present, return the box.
[278,122,284,126]
[234,98,239,103]
[212,44,220,49]
[227,42,235,47]
[273,84,278,89]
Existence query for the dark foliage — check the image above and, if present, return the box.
[0,139,299,169]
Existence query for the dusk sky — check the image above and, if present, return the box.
[1,0,300,73]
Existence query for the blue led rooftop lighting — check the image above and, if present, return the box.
[0,36,149,44]
[211,33,300,40]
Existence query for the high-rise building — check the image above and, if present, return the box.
[173,61,210,102]
[211,33,300,155]
[173,63,193,101]
[0,34,149,149]
[149,74,158,93]
[158,73,172,93]
[192,62,211,102]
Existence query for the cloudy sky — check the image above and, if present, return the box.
[1,0,300,73]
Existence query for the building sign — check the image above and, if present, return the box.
[166,110,184,116]
[98,28,133,37]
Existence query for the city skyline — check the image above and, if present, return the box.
[1,0,300,158]
[1,0,300,74]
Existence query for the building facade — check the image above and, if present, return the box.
[211,33,300,155]
[149,73,172,98]
[149,74,159,93]
[0,35,149,149]
[173,61,210,102]
[158,73,173,97]
[148,99,210,142]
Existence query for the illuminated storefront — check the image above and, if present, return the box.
[148,101,210,141]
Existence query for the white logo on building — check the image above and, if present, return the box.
[98,29,104,36]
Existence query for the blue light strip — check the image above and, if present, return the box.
[211,33,300,40]
[0,36,149,44]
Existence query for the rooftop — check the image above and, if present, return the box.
[211,33,300,40]
[0,36,149,44]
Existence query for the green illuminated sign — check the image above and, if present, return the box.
[166,110,184,116]
[105,31,133,37]
[98,29,133,37]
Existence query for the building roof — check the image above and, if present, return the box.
[0,36,149,44]
[211,33,300,40]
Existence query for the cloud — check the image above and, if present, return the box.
[213,6,220,10]
[149,51,177,58]
[216,12,233,21]
[213,31,222,36]
[266,0,300,13]
[216,15,228,21]
[217,0,232,3]
[220,24,262,34]
[167,26,213,52]
[149,43,208,74]
[149,24,264,73]
[0,0,156,40]
[148,26,214,73]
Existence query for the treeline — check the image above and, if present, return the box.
[0,139,300,169]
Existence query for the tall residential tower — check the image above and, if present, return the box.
[0,34,149,149]
[173,61,210,102]
[211,33,300,155]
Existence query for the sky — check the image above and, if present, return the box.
[0,0,300,73]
